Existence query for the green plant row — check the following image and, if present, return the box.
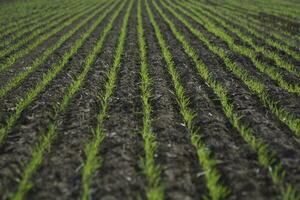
[216,2,300,47]
[254,0,300,12]
[153,0,300,199]
[174,0,300,95]
[0,0,83,43]
[9,1,122,199]
[226,0,300,21]
[0,0,85,49]
[137,0,164,199]
[0,0,76,33]
[0,1,102,74]
[191,1,300,62]
[81,0,133,199]
[0,0,61,18]
[184,0,300,77]
[0,1,109,100]
[0,2,94,63]
[0,0,116,145]
[161,0,300,136]
[146,1,230,199]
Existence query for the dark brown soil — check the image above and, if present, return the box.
[0,2,121,199]
[0,0,299,199]
[154,0,300,191]
[143,1,206,199]
[257,12,300,35]
[26,5,128,199]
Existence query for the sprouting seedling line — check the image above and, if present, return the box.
[206,1,300,48]
[0,1,102,73]
[81,0,133,199]
[0,0,80,35]
[171,0,300,95]
[0,0,86,50]
[0,0,117,145]
[154,0,300,198]
[159,0,300,136]
[137,0,164,199]
[145,0,230,199]
[0,1,109,100]
[10,1,123,199]
[184,0,300,74]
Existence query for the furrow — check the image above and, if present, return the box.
[217,2,300,47]
[8,1,123,200]
[0,0,85,50]
[0,1,109,99]
[0,0,118,144]
[158,0,300,136]
[169,0,300,95]
[137,0,164,198]
[0,2,100,73]
[188,1,300,63]
[224,0,300,22]
[0,3,125,200]
[152,0,300,198]
[149,1,286,199]
[146,0,230,199]
[81,1,133,199]
[142,1,205,198]
[0,0,74,34]
[182,0,300,77]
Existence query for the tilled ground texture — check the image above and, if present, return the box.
[0,0,299,199]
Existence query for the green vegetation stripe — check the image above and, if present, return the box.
[10,1,122,199]
[0,2,94,61]
[223,0,300,21]
[81,1,133,199]
[216,2,300,47]
[146,0,230,199]
[0,0,63,19]
[0,1,109,99]
[181,0,300,77]
[187,0,300,61]
[137,0,164,199]
[0,0,83,42]
[0,2,102,73]
[0,0,76,32]
[152,0,300,199]
[168,0,300,94]
[159,0,300,136]
[0,0,117,145]
[0,0,85,49]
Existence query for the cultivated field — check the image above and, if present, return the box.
[0,0,299,199]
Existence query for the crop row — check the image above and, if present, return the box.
[149,0,299,198]
[7,0,122,199]
[0,0,299,199]
[173,0,299,96]
[225,0,300,21]
[0,0,115,144]
[137,0,164,199]
[146,0,231,199]
[0,1,89,58]
[161,0,300,136]
[0,0,85,50]
[0,0,83,44]
[217,2,300,47]
[184,0,300,77]
[0,0,64,30]
[191,1,300,64]
[0,1,100,72]
[0,1,109,100]
[0,4,101,72]
[81,1,133,199]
